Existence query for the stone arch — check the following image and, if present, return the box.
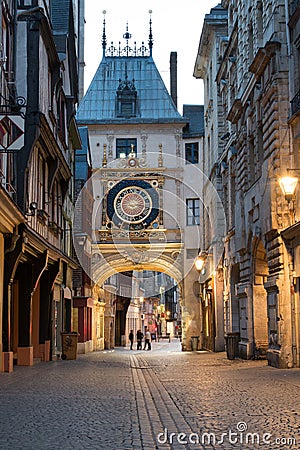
[252,237,269,355]
[92,253,184,289]
[90,245,197,348]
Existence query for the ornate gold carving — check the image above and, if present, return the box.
[107,135,114,159]
[102,144,107,167]
[158,143,163,167]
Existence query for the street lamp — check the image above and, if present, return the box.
[76,233,88,246]
[279,174,299,224]
[279,176,298,202]
[139,296,145,329]
[194,251,208,272]
[25,201,38,217]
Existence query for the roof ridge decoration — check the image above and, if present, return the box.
[117,75,136,93]
[102,10,153,58]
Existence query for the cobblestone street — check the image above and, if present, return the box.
[1,340,300,450]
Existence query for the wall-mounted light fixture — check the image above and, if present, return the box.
[279,176,298,202]
[76,233,88,246]
[25,201,38,217]
[279,171,299,224]
[194,251,208,272]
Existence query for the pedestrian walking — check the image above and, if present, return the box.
[144,327,151,350]
[129,329,134,350]
[136,329,143,350]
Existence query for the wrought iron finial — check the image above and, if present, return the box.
[123,22,132,57]
[104,15,151,57]
[123,22,132,41]
[102,10,107,57]
[148,10,153,57]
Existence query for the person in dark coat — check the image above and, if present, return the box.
[129,330,134,350]
[136,329,143,350]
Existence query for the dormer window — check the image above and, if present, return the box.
[116,76,137,118]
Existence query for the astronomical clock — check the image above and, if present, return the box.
[98,149,165,242]
[107,179,159,230]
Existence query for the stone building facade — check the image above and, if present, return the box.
[0,0,26,372]
[1,0,83,371]
[195,0,300,368]
[194,5,227,353]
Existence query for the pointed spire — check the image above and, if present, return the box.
[102,10,107,57]
[148,10,153,57]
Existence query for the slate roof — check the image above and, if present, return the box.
[76,127,91,181]
[51,0,70,33]
[76,55,186,125]
[182,105,204,137]
[50,0,71,56]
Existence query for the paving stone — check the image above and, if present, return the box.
[0,340,300,449]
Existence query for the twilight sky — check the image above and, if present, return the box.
[83,0,220,113]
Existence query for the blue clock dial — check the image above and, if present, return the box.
[107,179,159,228]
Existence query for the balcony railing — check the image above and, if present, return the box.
[291,89,300,116]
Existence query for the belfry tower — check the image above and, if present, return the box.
[76,12,204,351]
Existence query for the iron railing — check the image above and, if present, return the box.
[291,89,300,116]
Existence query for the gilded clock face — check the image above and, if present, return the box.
[114,187,152,224]
[106,179,159,229]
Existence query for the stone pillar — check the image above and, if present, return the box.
[214,269,225,352]
[73,296,94,353]
[181,268,202,351]
[17,263,33,366]
[236,282,253,359]
[252,283,268,351]
[266,277,294,369]
[39,269,54,362]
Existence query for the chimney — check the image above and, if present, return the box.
[170,51,177,108]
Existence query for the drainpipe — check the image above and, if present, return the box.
[284,0,293,107]
[285,1,297,367]
[284,0,291,58]
[4,228,21,353]
[284,0,293,164]
[287,246,297,367]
